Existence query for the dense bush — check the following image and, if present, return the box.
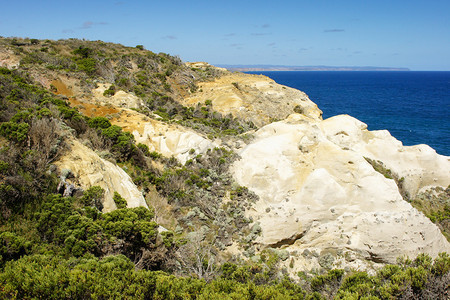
[410,186,450,241]
[0,255,156,299]
[0,121,29,143]
[85,115,143,163]
[88,116,112,129]
[0,231,32,266]
[1,252,447,299]
[81,185,103,208]
[103,84,116,97]
[34,192,163,261]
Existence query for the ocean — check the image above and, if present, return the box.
[246,71,450,156]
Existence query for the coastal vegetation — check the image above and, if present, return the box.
[0,37,448,298]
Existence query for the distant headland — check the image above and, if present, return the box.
[217,64,411,72]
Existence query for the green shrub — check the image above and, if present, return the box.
[406,266,428,291]
[0,121,29,143]
[0,160,8,173]
[336,272,374,298]
[35,192,162,260]
[116,78,129,88]
[149,151,162,160]
[73,46,91,58]
[137,143,150,156]
[103,85,116,97]
[101,207,158,255]
[36,194,77,241]
[88,116,111,129]
[102,124,122,139]
[75,57,96,74]
[57,105,78,119]
[0,232,31,266]
[0,254,156,299]
[113,191,127,209]
[311,269,344,293]
[432,252,450,276]
[81,186,105,211]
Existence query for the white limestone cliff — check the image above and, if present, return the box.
[231,113,450,270]
[320,115,450,198]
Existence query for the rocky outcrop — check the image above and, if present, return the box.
[231,113,450,270]
[183,72,322,127]
[55,139,148,212]
[92,83,144,109]
[0,49,20,69]
[134,124,215,164]
[106,108,217,165]
[67,68,449,271]
[320,115,450,198]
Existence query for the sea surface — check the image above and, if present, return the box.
[246,71,450,156]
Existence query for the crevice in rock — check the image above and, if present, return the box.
[364,156,409,200]
[365,250,388,264]
[267,230,306,248]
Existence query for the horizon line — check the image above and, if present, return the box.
[216,64,413,71]
[214,64,450,72]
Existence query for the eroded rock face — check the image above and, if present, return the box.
[55,139,148,212]
[140,126,214,164]
[320,115,450,198]
[109,108,217,164]
[183,72,323,127]
[231,114,450,270]
[92,83,144,109]
[0,49,20,69]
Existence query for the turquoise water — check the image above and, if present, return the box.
[246,71,450,156]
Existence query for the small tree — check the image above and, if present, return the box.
[73,46,91,58]
[175,232,218,281]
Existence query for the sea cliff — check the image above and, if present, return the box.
[0,38,448,276]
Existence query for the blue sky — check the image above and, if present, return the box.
[1,0,449,70]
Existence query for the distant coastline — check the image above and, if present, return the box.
[217,65,411,72]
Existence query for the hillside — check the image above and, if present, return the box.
[0,37,449,299]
